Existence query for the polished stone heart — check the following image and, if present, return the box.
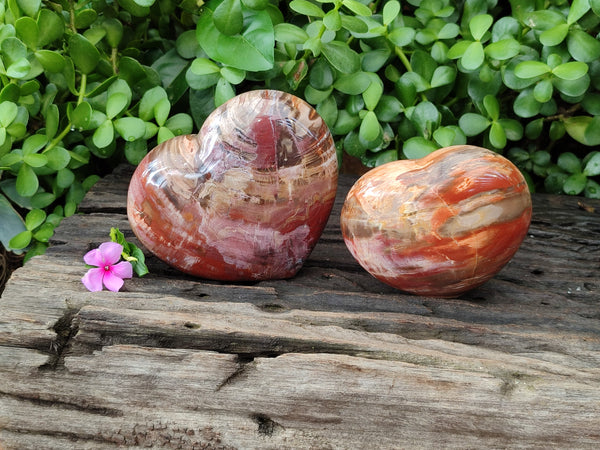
[127,90,338,281]
[341,145,532,297]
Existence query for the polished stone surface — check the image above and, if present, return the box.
[128,90,338,281]
[341,145,532,297]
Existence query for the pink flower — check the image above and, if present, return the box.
[82,242,133,292]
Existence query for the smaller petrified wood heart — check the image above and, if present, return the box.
[127,90,338,281]
[341,145,532,297]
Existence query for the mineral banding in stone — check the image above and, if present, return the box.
[128,90,338,281]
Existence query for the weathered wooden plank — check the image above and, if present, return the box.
[1,165,600,448]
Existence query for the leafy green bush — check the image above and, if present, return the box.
[182,0,600,196]
[2,0,600,261]
[0,0,196,259]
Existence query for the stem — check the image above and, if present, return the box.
[111,47,119,74]
[78,73,87,104]
[543,103,582,121]
[44,74,88,153]
[69,0,77,33]
[394,46,428,102]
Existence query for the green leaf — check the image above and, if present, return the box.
[383,1,400,25]
[585,179,600,198]
[124,140,148,166]
[16,163,38,197]
[525,10,566,30]
[568,0,591,24]
[410,101,440,138]
[92,119,115,149]
[274,23,309,44]
[332,109,360,134]
[342,0,372,17]
[514,61,551,79]
[402,137,438,159]
[154,98,171,127]
[0,102,18,127]
[215,77,235,106]
[469,14,493,41]
[553,74,590,97]
[70,101,92,130]
[56,168,75,189]
[459,113,490,136]
[558,152,582,174]
[429,66,456,88]
[322,41,360,74]
[197,1,274,71]
[359,110,380,142]
[114,117,146,142]
[583,116,600,146]
[533,78,553,102]
[488,121,507,149]
[484,38,521,60]
[24,209,45,231]
[289,0,325,17]
[220,66,246,84]
[483,94,499,121]
[36,9,64,47]
[16,0,41,17]
[433,126,466,147]
[213,0,243,36]
[68,34,100,75]
[139,86,167,121]
[23,134,47,155]
[0,193,26,250]
[567,29,600,62]
[461,41,485,71]
[74,9,97,29]
[564,116,594,145]
[388,27,415,47]
[165,113,193,135]
[552,61,589,80]
[15,17,38,49]
[437,23,460,40]
[447,40,471,60]
[323,9,342,31]
[513,89,542,118]
[563,172,587,195]
[44,146,70,170]
[9,230,32,250]
[539,23,570,46]
[35,50,65,73]
[362,75,383,111]
[584,152,600,176]
[23,153,47,167]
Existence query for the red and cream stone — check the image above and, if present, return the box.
[127,90,338,281]
[341,145,532,297]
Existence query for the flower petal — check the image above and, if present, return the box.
[82,268,105,291]
[98,242,124,265]
[103,271,125,292]
[83,248,103,267]
[111,261,133,279]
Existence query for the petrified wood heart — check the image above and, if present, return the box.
[127,90,338,281]
[341,145,532,297]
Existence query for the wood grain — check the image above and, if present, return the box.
[1,165,599,449]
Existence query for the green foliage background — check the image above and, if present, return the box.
[1,0,600,260]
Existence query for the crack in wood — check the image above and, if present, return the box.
[215,354,256,392]
[39,306,80,371]
[0,390,123,417]
[251,413,284,437]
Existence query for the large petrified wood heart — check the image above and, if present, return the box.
[127,90,338,281]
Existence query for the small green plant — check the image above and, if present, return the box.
[0,0,195,259]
